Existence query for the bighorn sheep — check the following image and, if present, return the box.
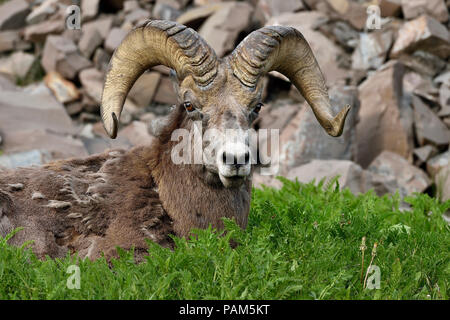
[0,20,350,261]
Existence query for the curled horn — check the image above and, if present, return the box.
[229,26,350,137]
[101,20,218,138]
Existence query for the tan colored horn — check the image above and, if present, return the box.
[229,26,350,137]
[101,20,218,138]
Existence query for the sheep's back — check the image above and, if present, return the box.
[0,146,173,261]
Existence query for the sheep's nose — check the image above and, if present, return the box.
[222,150,250,167]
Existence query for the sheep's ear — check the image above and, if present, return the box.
[169,69,182,104]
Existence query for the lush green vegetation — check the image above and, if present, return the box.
[1,178,449,299]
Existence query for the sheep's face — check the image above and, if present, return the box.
[102,22,351,191]
[174,63,265,188]
[102,22,350,191]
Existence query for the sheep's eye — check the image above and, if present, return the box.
[183,101,195,112]
[253,103,263,114]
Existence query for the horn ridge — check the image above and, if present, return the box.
[229,26,350,137]
[101,20,218,138]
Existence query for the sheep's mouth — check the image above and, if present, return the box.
[219,174,246,188]
[204,165,248,188]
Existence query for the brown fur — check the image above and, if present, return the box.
[149,103,252,237]
[1,24,347,261]
[0,101,252,261]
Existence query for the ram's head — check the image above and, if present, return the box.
[101,20,350,188]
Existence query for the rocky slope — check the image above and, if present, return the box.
[0,0,449,202]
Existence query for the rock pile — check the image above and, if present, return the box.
[0,0,449,201]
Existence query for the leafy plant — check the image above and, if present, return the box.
[0,179,449,300]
